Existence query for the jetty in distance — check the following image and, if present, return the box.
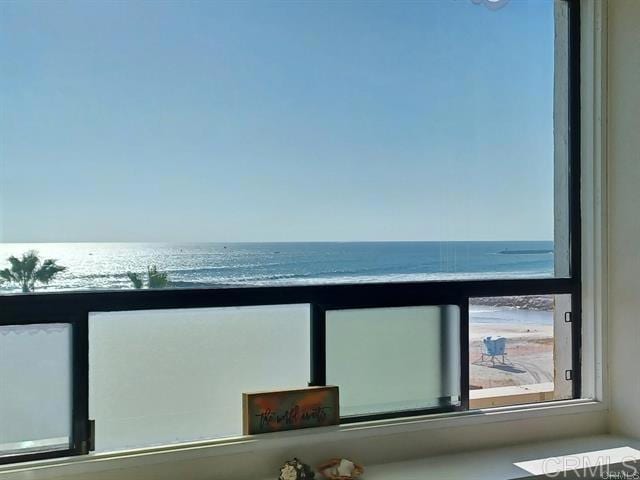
[498,249,553,255]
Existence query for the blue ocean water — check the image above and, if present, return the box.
[469,306,553,326]
[0,241,554,293]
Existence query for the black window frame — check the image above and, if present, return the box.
[0,0,581,465]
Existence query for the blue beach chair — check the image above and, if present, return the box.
[481,336,509,365]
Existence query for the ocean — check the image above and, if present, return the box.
[0,242,555,450]
[0,241,554,293]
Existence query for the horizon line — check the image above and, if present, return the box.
[0,239,556,245]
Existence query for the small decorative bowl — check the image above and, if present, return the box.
[317,458,364,479]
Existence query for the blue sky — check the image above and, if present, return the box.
[0,0,556,243]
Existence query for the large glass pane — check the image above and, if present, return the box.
[469,294,572,408]
[326,306,460,417]
[0,324,71,456]
[0,0,569,292]
[89,305,310,452]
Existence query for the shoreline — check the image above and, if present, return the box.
[469,295,554,311]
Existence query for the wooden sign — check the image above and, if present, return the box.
[242,386,339,435]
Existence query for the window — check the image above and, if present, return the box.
[326,306,461,419]
[0,0,581,464]
[89,305,310,451]
[469,294,574,408]
[0,324,72,457]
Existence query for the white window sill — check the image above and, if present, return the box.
[0,399,607,479]
[304,434,639,480]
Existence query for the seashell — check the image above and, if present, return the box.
[317,458,364,479]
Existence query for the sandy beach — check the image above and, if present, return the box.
[469,315,554,390]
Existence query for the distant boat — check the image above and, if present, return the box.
[498,249,553,255]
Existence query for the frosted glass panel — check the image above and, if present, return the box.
[0,324,71,455]
[326,306,460,417]
[89,305,310,452]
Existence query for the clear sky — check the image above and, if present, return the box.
[0,0,556,243]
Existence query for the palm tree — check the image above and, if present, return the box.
[147,265,169,288]
[126,271,144,289]
[0,250,66,293]
[127,265,169,289]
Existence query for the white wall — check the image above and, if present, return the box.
[608,0,640,438]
